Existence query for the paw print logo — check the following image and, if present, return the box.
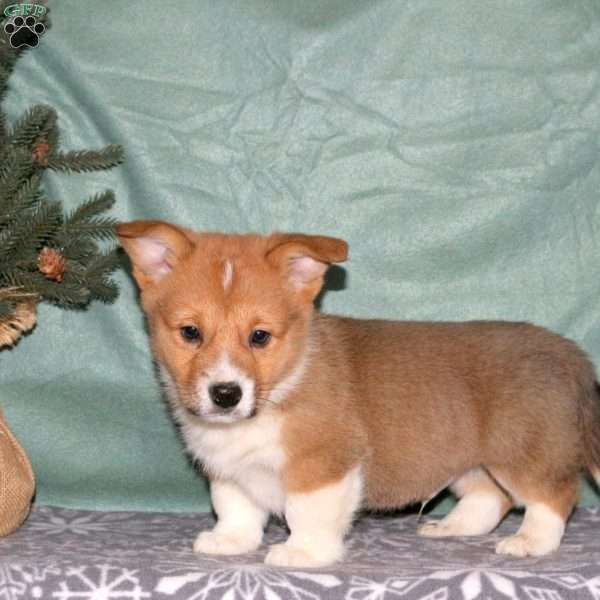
[4,15,45,48]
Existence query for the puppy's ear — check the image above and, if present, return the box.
[116,220,194,290]
[266,233,348,300]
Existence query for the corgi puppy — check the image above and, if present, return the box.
[118,220,600,568]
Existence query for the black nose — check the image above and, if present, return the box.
[209,382,242,409]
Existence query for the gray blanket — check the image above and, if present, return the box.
[2,505,600,599]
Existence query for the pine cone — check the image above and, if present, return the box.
[32,139,50,165]
[0,300,37,348]
[37,247,66,282]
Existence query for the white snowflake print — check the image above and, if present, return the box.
[5,506,600,599]
[0,564,61,600]
[27,508,163,538]
[346,575,439,600]
[52,565,151,600]
[155,566,340,600]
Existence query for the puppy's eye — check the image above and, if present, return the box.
[249,329,271,348]
[180,325,202,343]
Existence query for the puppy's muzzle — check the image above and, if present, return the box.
[209,381,242,409]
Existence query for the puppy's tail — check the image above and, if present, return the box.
[582,381,600,484]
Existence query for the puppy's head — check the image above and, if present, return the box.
[117,220,347,424]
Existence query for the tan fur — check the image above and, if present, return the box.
[281,316,597,508]
[118,220,600,563]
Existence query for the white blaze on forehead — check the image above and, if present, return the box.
[208,352,248,384]
[223,259,234,291]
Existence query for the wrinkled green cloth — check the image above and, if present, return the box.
[2,0,600,512]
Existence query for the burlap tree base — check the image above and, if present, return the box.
[0,410,34,536]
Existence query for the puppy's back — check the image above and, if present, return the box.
[307,316,596,508]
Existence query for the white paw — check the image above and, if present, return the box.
[495,533,559,557]
[264,542,342,568]
[418,520,459,538]
[193,530,261,556]
[417,518,495,538]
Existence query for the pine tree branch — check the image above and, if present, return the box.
[0,252,40,273]
[66,190,116,224]
[0,269,90,305]
[61,218,118,242]
[0,96,7,144]
[8,105,57,149]
[0,147,36,204]
[65,249,120,303]
[46,123,59,156]
[41,280,92,305]
[0,298,14,318]
[0,57,14,100]
[60,239,97,262]
[81,267,120,303]
[85,278,119,303]
[0,145,21,181]
[0,1,121,315]
[83,247,121,279]
[0,200,62,256]
[0,269,41,292]
[46,145,124,173]
[54,191,118,248]
[0,173,41,226]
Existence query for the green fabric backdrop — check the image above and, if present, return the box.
[1,0,600,512]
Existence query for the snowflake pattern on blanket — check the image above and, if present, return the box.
[2,506,600,599]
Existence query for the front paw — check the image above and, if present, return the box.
[495,533,559,557]
[193,529,261,556]
[264,541,343,568]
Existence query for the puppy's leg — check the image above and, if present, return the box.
[418,468,512,538]
[265,466,363,568]
[194,478,267,555]
[492,470,578,557]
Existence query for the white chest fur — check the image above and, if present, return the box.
[179,410,286,515]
